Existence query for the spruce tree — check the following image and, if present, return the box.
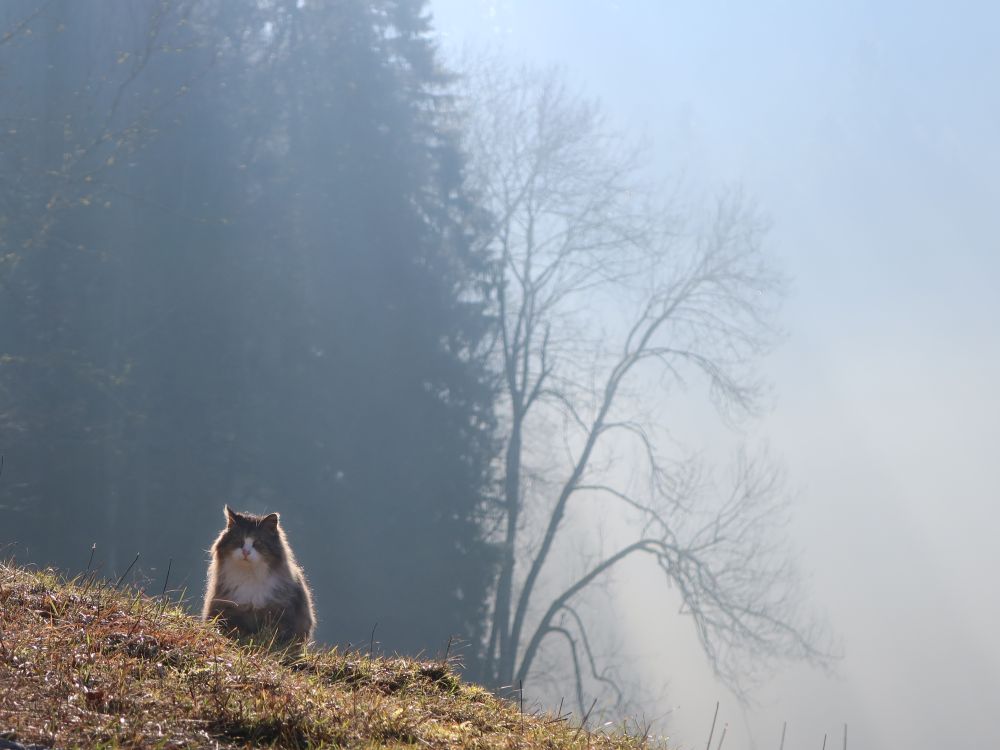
[0,0,497,664]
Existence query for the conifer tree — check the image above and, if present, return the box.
[0,0,497,661]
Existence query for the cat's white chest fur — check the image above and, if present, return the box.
[220,560,281,608]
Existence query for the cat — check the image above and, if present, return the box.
[202,505,315,649]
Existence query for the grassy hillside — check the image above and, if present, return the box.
[0,562,657,749]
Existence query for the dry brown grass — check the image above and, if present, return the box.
[0,562,660,749]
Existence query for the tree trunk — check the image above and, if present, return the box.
[488,409,523,688]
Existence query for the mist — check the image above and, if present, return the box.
[431,1,1000,748]
[2,2,997,749]
[0,0,496,664]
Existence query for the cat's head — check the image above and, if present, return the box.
[213,505,287,568]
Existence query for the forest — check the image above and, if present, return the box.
[0,0,828,722]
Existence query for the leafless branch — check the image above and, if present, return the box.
[457,54,832,705]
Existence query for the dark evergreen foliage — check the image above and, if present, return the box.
[0,0,497,665]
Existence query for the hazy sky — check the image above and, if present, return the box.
[429,1,1000,747]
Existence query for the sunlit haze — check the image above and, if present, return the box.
[430,1,1000,747]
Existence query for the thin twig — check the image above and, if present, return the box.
[81,567,101,596]
[158,558,173,618]
[572,698,598,742]
[115,553,140,588]
[641,716,653,745]
[519,679,524,733]
[544,696,568,725]
[160,558,173,599]
[716,722,728,750]
[705,700,719,750]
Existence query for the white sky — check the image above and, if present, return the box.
[428,1,1000,747]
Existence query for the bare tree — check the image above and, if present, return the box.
[456,60,833,706]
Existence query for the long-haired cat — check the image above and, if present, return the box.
[202,506,315,648]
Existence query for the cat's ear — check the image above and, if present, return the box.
[260,512,279,531]
[225,505,239,527]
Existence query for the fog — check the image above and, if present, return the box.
[2,2,997,749]
[431,1,1000,747]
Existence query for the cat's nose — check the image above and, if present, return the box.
[241,548,250,559]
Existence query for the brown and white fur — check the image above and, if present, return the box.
[202,506,315,648]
